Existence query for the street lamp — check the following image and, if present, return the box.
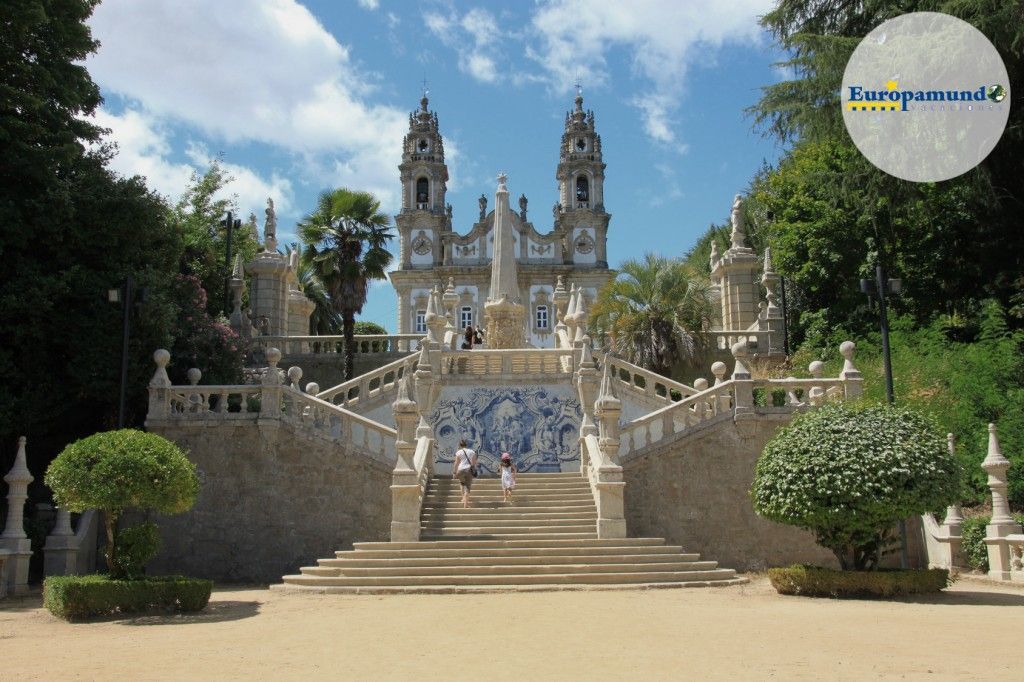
[107,275,147,429]
[859,266,905,567]
[221,211,241,316]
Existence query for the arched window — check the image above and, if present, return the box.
[575,175,589,205]
[415,310,427,333]
[416,177,429,207]
[536,305,549,330]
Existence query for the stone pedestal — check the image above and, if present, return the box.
[484,295,525,349]
[246,252,290,336]
[2,437,33,595]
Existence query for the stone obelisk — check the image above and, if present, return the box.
[484,173,525,348]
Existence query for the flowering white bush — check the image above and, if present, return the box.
[752,403,960,570]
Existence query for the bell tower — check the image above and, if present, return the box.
[396,93,450,270]
[555,89,609,267]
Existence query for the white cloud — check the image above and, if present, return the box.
[528,0,772,144]
[425,8,503,84]
[86,0,409,211]
[95,107,297,222]
[357,0,379,9]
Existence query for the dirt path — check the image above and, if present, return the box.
[2,576,1020,680]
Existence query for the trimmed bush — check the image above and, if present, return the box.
[752,403,960,570]
[45,429,199,578]
[44,574,212,620]
[114,522,161,579]
[768,565,952,598]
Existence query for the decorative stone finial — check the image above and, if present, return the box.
[596,360,621,410]
[519,194,528,221]
[694,378,709,391]
[4,437,32,486]
[150,349,171,388]
[264,197,277,250]
[808,360,824,379]
[392,373,417,412]
[266,347,281,368]
[763,246,774,273]
[305,382,320,395]
[579,336,595,368]
[287,366,303,388]
[730,341,751,380]
[187,368,202,386]
[232,253,244,279]
[497,172,508,192]
[839,341,861,379]
[711,361,727,384]
[729,194,746,249]
[983,423,1015,526]
[2,437,32,542]
[709,240,720,270]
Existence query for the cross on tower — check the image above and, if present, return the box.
[421,76,429,98]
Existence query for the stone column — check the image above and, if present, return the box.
[259,348,283,420]
[145,349,172,426]
[246,251,290,337]
[2,437,34,595]
[731,342,756,438]
[759,247,785,357]
[552,276,570,325]
[574,341,599,474]
[592,362,626,539]
[711,196,760,333]
[983,423,1023,580]
[43,507,78,577]
[390,375,422,542]
[839,341,863,400]
[483,173,526,348]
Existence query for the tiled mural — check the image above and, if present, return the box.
[429,385,582,474]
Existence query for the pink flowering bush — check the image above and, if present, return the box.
[168,275,245,385]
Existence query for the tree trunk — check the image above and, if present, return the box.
[104,512,120,578]
[343,310,355,380]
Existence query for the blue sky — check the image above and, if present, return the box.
[86,0,788,329]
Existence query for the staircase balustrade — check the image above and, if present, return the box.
[440,348,574,376]
[316,353,419,409]
[707,330,774,352]
[599,354,700,406]
[254,334,422,356]
[619,380,735,457]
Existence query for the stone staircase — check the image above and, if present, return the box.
[278,473,745,593]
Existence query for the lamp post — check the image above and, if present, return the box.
[107,276,147,428]
[221,211,241,316]
[859,264,905,566]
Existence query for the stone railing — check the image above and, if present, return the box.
[440,348,574,377]
[316,353,419,410]
[708,329,775,353]
[617,340,863,460]
[253,334,422,356]
[146,349,397,465]
[600,353,700,406]
[618,379,735,457]
[580,432,626,538]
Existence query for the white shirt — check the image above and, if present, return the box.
[454,448,476,472]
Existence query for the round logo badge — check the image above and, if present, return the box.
[841,12,1010,182]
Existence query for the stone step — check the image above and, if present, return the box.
[423,492,595,502]
[273,579,749,594]
[420,510,598,521]
[430,480,591,488]
[421,516,595,527]
[421,498,596,508]
[338,545,688,560]
[421,505,597,514]
[420,532,599,541]
[353,538,668,551]
[281,568,739,587]
[320,551,701,567]
[431,473,581,482]
[301,560,722,578]
[421,523,596,534]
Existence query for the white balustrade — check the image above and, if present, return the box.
[599,353,700,406]
[253,334,422,356]
[441,348,574,376]
[316,353,419,408]
[618,380,734,457]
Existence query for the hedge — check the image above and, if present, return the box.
[767,565,952,598]
[961,513,1024,571]
[44,574,212,620]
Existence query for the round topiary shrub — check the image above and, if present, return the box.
[45,429,199,579]
[752,402,960,570]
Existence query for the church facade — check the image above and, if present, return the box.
[388,93,615,347]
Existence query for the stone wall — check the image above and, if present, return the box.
[622,412,837,571]
[148,420,391,583]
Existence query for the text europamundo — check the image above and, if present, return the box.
[846,81,1006,112]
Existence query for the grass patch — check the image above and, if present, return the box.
[44,574,212,620]
[767,565,952,598]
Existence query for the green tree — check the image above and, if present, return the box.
[354,321,387,335]
[45,430,199,578]
[284,244,342,335]
[591,254,714,377]
[752,403,960,570]
[298,189,394,379]
[168,159,261,317]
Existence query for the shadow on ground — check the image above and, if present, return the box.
[897,590,1024,607]
[117,600,262,626]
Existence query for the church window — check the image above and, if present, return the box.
[460,306,474,329]
[415,309,426,333]
[416,177,429,208]
[536,305,549,329]
[576,176,589,206]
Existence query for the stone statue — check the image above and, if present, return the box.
[729,193,746,249]
[519,194,528,221]
[265,197,278,249]
[247,212,259,241]
[446,202,453,221]
[552,202,561,220]
[478,194,487,221]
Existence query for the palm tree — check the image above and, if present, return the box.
[283,243,343,335]
[591,253,715,377]
[298,189,394,379]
